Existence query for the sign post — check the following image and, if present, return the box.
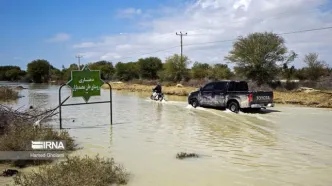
[58,65,112,129]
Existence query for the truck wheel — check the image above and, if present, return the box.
[191,99,199,108]
[228,101,239,113]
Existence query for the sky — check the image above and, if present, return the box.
[1,0,332,70]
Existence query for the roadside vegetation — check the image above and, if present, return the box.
[0,87,19,101]
[1,31,331,107]
[13,155,130,186]
[0,104,76,168]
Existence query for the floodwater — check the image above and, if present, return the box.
[1,82,332,186]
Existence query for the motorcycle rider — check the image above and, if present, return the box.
[152,82,162,99]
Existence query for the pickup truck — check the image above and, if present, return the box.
[187,80,274,113]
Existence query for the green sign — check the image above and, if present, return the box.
[66,65,105,103]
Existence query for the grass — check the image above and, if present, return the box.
[102,81,332,108]
[273,90,332,108]
[0,123,76,168]
[0,86,19,101]
[102,81,196,96]
[13,155,130,186]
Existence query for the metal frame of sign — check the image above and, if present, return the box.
[58,66,113,129]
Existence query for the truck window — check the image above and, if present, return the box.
[215,82,227,91]
[234,82,248,91]
[228,82,235,91]
[203,83,214,90]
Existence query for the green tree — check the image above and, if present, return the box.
[50,66,62,81]
[88,60,115,80]
[191,62,211,79]
[282,64,296,80]
[209,64,233,80]
[5,68,21,81]
[115,62,139,81]
[303,53,328,81]
[27,59,51,83]
[0,66,25,81]
[163,54,190,82]
[137,57,163,79]
[294,68,307,80]
[225,32,297,86]
[62,63,80,81]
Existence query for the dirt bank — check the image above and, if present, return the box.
[102,82,196,96]
[101,82,332,108]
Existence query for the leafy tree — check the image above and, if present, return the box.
[27,59,51,83]
[115,62,139,81]
[88,60,115,80]
[303,53,328,81]
[282,64,296,80]
[62,63,80,81]
[225,32,297,86]
[209,64,233,80]
[5,68,21,81]
[163,54,190,82]
[294,68,307,80]
[50,65,62,81]
[137,57,163,79]
[0,66,25,81]
[191,62,211,79]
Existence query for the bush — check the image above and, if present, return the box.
[0,86,19,101]
[0,105,76,167]
[13,155,130,186]
[0,123,76,167]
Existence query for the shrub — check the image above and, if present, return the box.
[0,105,76,167]
[13,155,130,186]
[0,86,19,101]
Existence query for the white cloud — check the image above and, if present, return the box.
[73,42,96,48]
[116,8,142,18]
[46,33,71,42]
[13,57,23,61]
[73,0,332,68]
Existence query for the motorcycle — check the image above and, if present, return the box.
[150,89,165,101]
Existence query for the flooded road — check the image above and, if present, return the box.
[1,83,332,186]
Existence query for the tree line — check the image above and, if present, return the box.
[1,32,331,86]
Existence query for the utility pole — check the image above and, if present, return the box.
[176,31,187,62]
[75,55,83,70]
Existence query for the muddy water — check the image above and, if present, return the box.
[1,83,332,186]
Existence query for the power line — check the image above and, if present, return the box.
[278,26,332,35]
[176,31,188,62]
[184,26,332,47]
[75,55,83,70]
[109,26,332,61]
[143,7,323,39]
[98,7,325,59]
[101,7,323,50]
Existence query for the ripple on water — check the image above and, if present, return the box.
[2,84,332,186]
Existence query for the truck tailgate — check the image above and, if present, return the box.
[251,91,273,104]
